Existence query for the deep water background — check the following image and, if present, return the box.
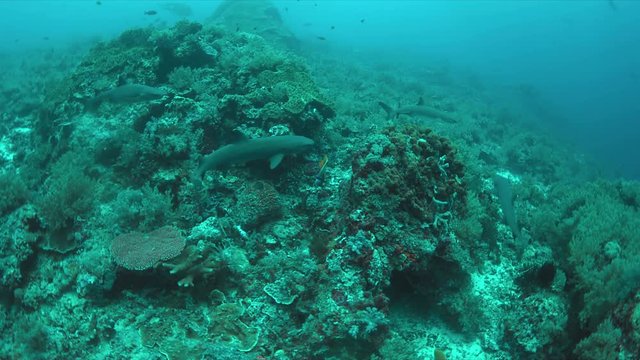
[1,0,638,178]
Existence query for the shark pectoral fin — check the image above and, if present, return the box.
[269,153,285,169]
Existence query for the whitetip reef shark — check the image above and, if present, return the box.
[378,97,457,123]
[195,135,315,179]
[87,84,167,109]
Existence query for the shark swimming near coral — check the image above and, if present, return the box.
[195,135,315,178]
[87,83,168,109]
[378,97,457,123]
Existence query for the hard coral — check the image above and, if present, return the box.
[110,226,186,270]
[257,62,334,117]
[233,180,282,229]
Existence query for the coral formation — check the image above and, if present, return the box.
[348,126,466,237]
[110,226,186,271]
[0,2,637,359]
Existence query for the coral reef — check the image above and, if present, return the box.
[0,4,638,360]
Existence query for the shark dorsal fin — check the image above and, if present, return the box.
[417,97,425,106]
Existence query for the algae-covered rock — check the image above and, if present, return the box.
[139,309,208,360]
[208,302,261,352]
[138,301,261,358]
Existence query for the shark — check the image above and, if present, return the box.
[378,97,457,123]
[88,84,167,109]
[493,174,520,238]
[195,135,315,178]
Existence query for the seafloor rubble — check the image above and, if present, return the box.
[0,6,639,360]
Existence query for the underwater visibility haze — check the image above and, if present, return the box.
[0,1,639,359]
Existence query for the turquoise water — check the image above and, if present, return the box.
[279,1,640,179]
[0,1,639,359]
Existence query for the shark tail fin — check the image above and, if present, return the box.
[378,101,396,119]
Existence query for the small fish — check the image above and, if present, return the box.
[318,155,328,170]
[360,18,365,23]
[144,10,157,16]
[330,25,335,30]
[96,0,102,5]
[314,155,329,185]
[317,36,326,41]
[42,36,50,41]
[434,349,447,360]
